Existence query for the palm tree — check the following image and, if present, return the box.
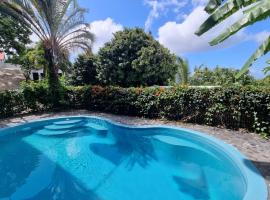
[177,57,189,85]
[0,0,94,105]
[195,0,270,78]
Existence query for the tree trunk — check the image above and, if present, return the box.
[44,48,61,108]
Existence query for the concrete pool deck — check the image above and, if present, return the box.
[0,110,269,199]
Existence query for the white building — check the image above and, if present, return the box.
[30,69,63,81]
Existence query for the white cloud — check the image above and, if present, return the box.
[91,18,123,53]
[253,31,270,44]
[191,0,208,7]
[144,0,187,31]
[158,6,250,55]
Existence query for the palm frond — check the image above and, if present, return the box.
[196,0,263,35]
[236,36,270,79]
[210,1,270,45]
[0,0,94,60]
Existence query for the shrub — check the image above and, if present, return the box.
[0,90,25,118]
[0,84,269,136]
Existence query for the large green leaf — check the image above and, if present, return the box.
[210,1,270,45]
[205,0,223,13]
[196,0,262,35]
[236,36,270,79]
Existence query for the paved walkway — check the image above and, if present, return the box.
[0,110,269,199]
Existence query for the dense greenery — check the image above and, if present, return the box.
[189,66,255,86]
[177,57,189,85]
[0,0,94,106]
[0,13,31,56]
[196,0,270,77]
[97,28,178,87]
[1,84,269,136]
[19,44,47,80]
[255,75,270,87]
[71,54,99,86]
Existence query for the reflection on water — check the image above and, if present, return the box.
[26,166,99,200]
[173,173,209,200]
[0,119,247,200]
[90,131,156,170]
[0,134,100,200]
[0,136,39,198]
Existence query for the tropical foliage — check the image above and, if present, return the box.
[71,54,99,86]
[196,0,270,78]
[1,84,269,136]
[19,43,47,81]
[190,66,255,86]
[0,0,94,106]
[97,28,178,87]
[0,13,31,56]
[254,75,270,87]
[177,57,189,85]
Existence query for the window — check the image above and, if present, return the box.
[32,72,39,81]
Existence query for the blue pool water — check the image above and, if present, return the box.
[0,116,267,200]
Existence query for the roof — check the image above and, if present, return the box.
[0,52,5,61]
[0,66,25,91]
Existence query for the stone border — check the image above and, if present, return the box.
[0,110,269,199]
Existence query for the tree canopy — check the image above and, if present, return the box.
[0,13,31,56]
[19,43,47,80]
[97,28,178,87]
[71,54,99,86]
[190,66,255,86]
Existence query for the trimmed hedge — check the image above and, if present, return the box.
[1,85,269,135]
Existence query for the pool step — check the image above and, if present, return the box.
[53,119,83,126]
[35,129,70,136]
[44,124,79,131]
[153,135,218,160]
[86,122,108,136]
[154,135,200,149]
[35,120,108,136]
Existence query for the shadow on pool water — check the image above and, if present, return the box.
[0,135,100,200]
[90,131,156,169]
[244,159,270,180]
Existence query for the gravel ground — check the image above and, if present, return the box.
[0,110,269,199]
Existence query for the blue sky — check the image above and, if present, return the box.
[78,0,270,78]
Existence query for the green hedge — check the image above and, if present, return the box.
[1,85,269,136]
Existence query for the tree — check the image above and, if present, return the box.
[189,66,255,86]
[255,75,270,87]
[196,0,270,78]
[97,28,177,87]
[71,54,99,86]
[0,0,94,106]
[20,44,47,81]
[0,13,31,56]
[177,57,189,85]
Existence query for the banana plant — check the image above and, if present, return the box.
[177,57,190,85]
[0,0,94,105]
[196,0,270,79]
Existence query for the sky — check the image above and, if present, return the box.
[77,0,270,78]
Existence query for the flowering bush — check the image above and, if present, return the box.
[0,85,269,136]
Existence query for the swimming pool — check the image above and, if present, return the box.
[0,116,267,200]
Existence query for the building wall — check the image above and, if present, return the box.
[30,69,63,80]
[0,52,5,62]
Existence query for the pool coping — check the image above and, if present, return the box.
[0,114,268,200]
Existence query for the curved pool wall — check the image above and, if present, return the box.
[0,116,268,200]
